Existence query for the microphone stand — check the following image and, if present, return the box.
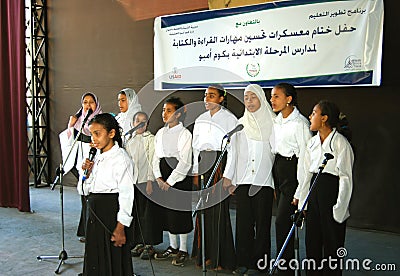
[37,119,89,274]
[192,136,231,276]
[200,175,206,276]
[269,153,334,276]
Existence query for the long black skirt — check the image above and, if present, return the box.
[306,173,346,276]
[77,195,87,237]
[83,193,133,276]
[157,157,193,234]
[132,182,163,246]
[191,151,236,270]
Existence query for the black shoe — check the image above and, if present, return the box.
[172,250,188,266]
[140,245,155,260]
[245,269,261,275]
[233,266,248,275]
[154,246,178,260]
[131,243,144,257]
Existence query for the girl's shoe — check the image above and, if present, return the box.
[131,243,144,257]
[140,245,155,260]
[172,250,188,266]
[154,246,178,260]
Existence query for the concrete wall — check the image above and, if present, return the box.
[48,0,400,233]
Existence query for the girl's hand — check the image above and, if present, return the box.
[81,158,94,176]
[162,182,171,191]
[156,177,164,189]
[156,177,170,191]
[227,185,236,195]
[291,198,299,206]
[68,115,78,128]
[222,177,232,190]
[193,174,199,187]
[146,180,153,195]
[111,222,126,247]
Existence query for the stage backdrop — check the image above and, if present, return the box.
[154,0,383,90]
[47,0,399,233]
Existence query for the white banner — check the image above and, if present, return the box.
[154,0,383,90]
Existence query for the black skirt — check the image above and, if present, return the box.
[83,193,133,276]
[157,157,193,234]
[132,182,163,245]
[191,151,236,270]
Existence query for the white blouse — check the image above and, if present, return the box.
[124,131,155,184]
[234,132,274,188]
[271,107,312,198]
[152,123,192,186]
[192,108,239,180]
[83,143,135,227]
[298,129,354,223]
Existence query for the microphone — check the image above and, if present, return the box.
[125,121,146,136]
[324,152,334,160]
[320,152,334,168]
[223,124,244,139]
[82,108,93,125]
[82,147,97,182]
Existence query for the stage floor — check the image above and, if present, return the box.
[0,186,399,275]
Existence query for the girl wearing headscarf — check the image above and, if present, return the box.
[116,88,142,135]
[231,84,276,275]
[59,92,102,242]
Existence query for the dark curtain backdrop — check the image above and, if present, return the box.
[0,0,30,211]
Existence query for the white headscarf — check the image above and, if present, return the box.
[239,84,276,141]
[116,88,142,134]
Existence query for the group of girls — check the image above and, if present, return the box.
[60,82,354,276]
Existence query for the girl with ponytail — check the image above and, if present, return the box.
[297,100,354,275]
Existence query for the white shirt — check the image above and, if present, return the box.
[298,129,354,223]
[192,108,239,180]
[59,127,92,181]
[83,143,135,227]
[271,107,312,198]
[234,132,275,188]
[153,123,192,186]
[124,131,155,184]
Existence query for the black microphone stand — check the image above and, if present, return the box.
[36,119,90,274]
[192,136,231,276]
[269,153,334,276]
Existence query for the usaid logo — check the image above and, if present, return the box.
[169,67,182,80]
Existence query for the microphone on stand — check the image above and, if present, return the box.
[82,147,97,182]
[82,109,93,125]
[223,124,244,139]
[320,153,334,169]
[124,121,146,137]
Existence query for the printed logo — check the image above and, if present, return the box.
[246,61,260,77]
[169,67,182,80]
[344,55,362,71]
